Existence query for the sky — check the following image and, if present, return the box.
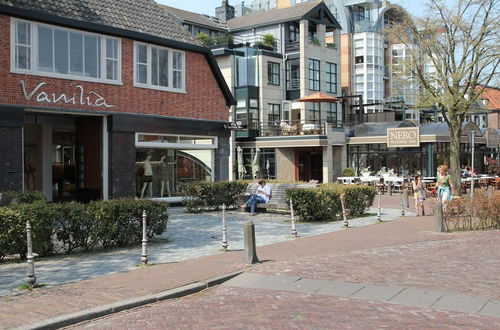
[156,0,426,17]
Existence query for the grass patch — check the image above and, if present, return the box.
[18,283,46,291]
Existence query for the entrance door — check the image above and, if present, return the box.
[296,148,323,182]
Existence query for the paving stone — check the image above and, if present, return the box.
[350,284,404,301]
[479,300,500,318]
[249,274,302,291]
[315,282,365,297]
[288,278,331,293]
[222,273,269,288]
[432,294,489,314]
[389,288,444,307]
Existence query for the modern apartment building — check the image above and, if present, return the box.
[0,0,234,200]
[164,1,344,182]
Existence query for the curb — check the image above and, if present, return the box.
[18,270,243,330]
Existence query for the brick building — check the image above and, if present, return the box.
[0,0,234,201]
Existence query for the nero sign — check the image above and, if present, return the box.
[387,127,420,147]
[20,80,114,108]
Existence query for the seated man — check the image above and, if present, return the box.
[241,179,271,215]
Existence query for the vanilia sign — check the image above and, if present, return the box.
[387,127,420,148]
[19,80,114,108]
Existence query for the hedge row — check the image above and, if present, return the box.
[285,183,376,222]
[179,181,248,213]
[0,193,169,261]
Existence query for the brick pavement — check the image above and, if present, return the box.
[72,286,500,329]
[0,194,496,329]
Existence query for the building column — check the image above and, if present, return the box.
[322,145,333,183]
[0,107,24,192]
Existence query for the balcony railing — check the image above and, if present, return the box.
[233,34,282,53]
[258,120,329,137]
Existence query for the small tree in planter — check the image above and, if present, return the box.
[262,34,276,49]
[197,32,214,46]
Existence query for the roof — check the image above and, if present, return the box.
[227,1,341,31]
[419,122,482,137]
[0,0,200,46]
[479,87,500,110]
[0,0,235,106]
[160,4,227,31]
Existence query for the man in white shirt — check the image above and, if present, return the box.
[241,179,271,215]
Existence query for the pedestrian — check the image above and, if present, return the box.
[240,179,271,215]
[436,165,453,204]
[412,176,426,216]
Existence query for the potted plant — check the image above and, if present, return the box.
[262,34,276,49]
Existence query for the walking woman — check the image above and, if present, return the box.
[436,165,453,204]
[412,176,426,216]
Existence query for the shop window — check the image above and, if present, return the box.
[134,42,185,92]
[12,19,121,83]
[135,133,217,198]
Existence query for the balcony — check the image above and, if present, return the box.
[353,19,378,33]
[258,120,330,137]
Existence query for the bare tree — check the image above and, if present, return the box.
[388,0,500,194]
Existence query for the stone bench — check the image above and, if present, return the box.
[240,182,319,211]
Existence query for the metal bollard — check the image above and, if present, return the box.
[434,201,444,232]
[290,199,297,238]
[388,181,392,196]
[402,188,409,208]
[26,221,36,285]
[376,189,382,222]
[221,203,228,250]
[400,194,405,216]
[141,210,148,265]
[243,220,259,264]
[340,192,348,227]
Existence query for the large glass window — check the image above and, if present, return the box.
[326,62,337,93]
[309,59,320,91]
[13,19,120,82]
[134,43,185,91]
[288,22,299,42]
[135,133,216,197]
[267,61,280,86]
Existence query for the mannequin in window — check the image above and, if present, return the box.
[140,155,153,198]
[158,155,171,197]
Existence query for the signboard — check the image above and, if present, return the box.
[387,127,420,148]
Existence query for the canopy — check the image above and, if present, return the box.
[297,92,340,103]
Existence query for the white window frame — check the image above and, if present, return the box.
[10,18,122,85]
[133,42,186,93]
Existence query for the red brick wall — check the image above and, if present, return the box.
[0,14,229,121]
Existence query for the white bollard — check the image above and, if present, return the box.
[141,210,148,265]
[340,192,348,227]
[222,203,228,250]
[26,221,36,285]
[376,189,382,222]
[290,199,297,238]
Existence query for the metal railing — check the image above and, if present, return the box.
[233,34,282,53]
[259,120,327,136]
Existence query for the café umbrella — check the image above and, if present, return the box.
[297,92,340,124]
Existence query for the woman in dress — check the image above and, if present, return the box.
[412,176,426,216]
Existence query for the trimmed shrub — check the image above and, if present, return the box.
[54,202,96,253]
[285,183,376,222]
[0,207,25,260]
[342,168,355,176]
[179,181,248,213]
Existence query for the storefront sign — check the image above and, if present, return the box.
[20,80,114,108]
[387,127,420,147]
[486,129,499,148]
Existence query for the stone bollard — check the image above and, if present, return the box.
[243,220,259,264]
[400,194,405,216]
[402,188,409,208]
[141,210,148,265]
[290,199,297,238]
[221,203,228,250]
[376,189,382,222]
[434,201,444,232]
[387,181,392,196]
[340,192,348,227]
[26,221,36,285]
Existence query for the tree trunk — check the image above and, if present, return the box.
[449,128,462,196]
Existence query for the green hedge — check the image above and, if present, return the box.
[0,196,169,260]
[179,181,248,213]
[285,183,376,222]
